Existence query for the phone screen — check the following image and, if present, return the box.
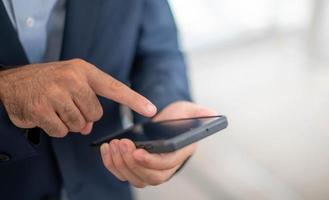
[109,116,222,142]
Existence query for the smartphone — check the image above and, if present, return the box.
[91,115,228,153]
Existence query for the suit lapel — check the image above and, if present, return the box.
[0,2,29,66]
[60,0,101,60]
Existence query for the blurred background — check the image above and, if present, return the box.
[134,0,329,199]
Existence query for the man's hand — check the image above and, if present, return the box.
[100,101,217,188]
[0,59,156,137]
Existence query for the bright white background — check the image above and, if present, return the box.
[169,0,312,51]
[135,1,329,199]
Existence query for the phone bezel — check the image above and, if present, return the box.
[91,115,228,153]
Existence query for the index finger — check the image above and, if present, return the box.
[132,143,197,170]
[86,65,157,117]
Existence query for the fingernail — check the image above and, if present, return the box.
[100,144,109,156]
[146,103,157,116]
[120,143,127,154]
[110,141,117,154]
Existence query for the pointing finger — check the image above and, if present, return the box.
[86,66,157,117]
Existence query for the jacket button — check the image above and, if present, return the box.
[0,153,11,162]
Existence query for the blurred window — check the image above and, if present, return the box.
[169,0,312,50]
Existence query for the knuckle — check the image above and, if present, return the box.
[61,105,85,131]
[52,124,69,137]
[67,117,85,132]
[111,79,123,88]
[95,108,104,121]
[72,76,84,88]
[9,115,32,128]
[46,131,57,137]
[82,92,103,122]
[42,121,68,138]
[74,114,86,126]
[48,86,64,99]
[9,117,23,127]
[109,79,125,92]
[70,58,93,71]
[89,105,103,122]
[58,68,83,86]
[61,66,78,78]
[55,68,80,85]
[77,119,86,130]
[71,84,87,100]
[29,105,48,122]
[32,104,46,115]
[55,128,68,138]
[70,58,87,66]
[6,101,31,123]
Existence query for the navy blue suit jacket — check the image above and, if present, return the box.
[0,0,190,199]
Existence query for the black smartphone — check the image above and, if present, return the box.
[91,115,228,153]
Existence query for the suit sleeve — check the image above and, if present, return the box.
[130,0,191,122]
[0,66,37,164]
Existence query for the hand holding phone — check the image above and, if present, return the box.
[97,101,228,188]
